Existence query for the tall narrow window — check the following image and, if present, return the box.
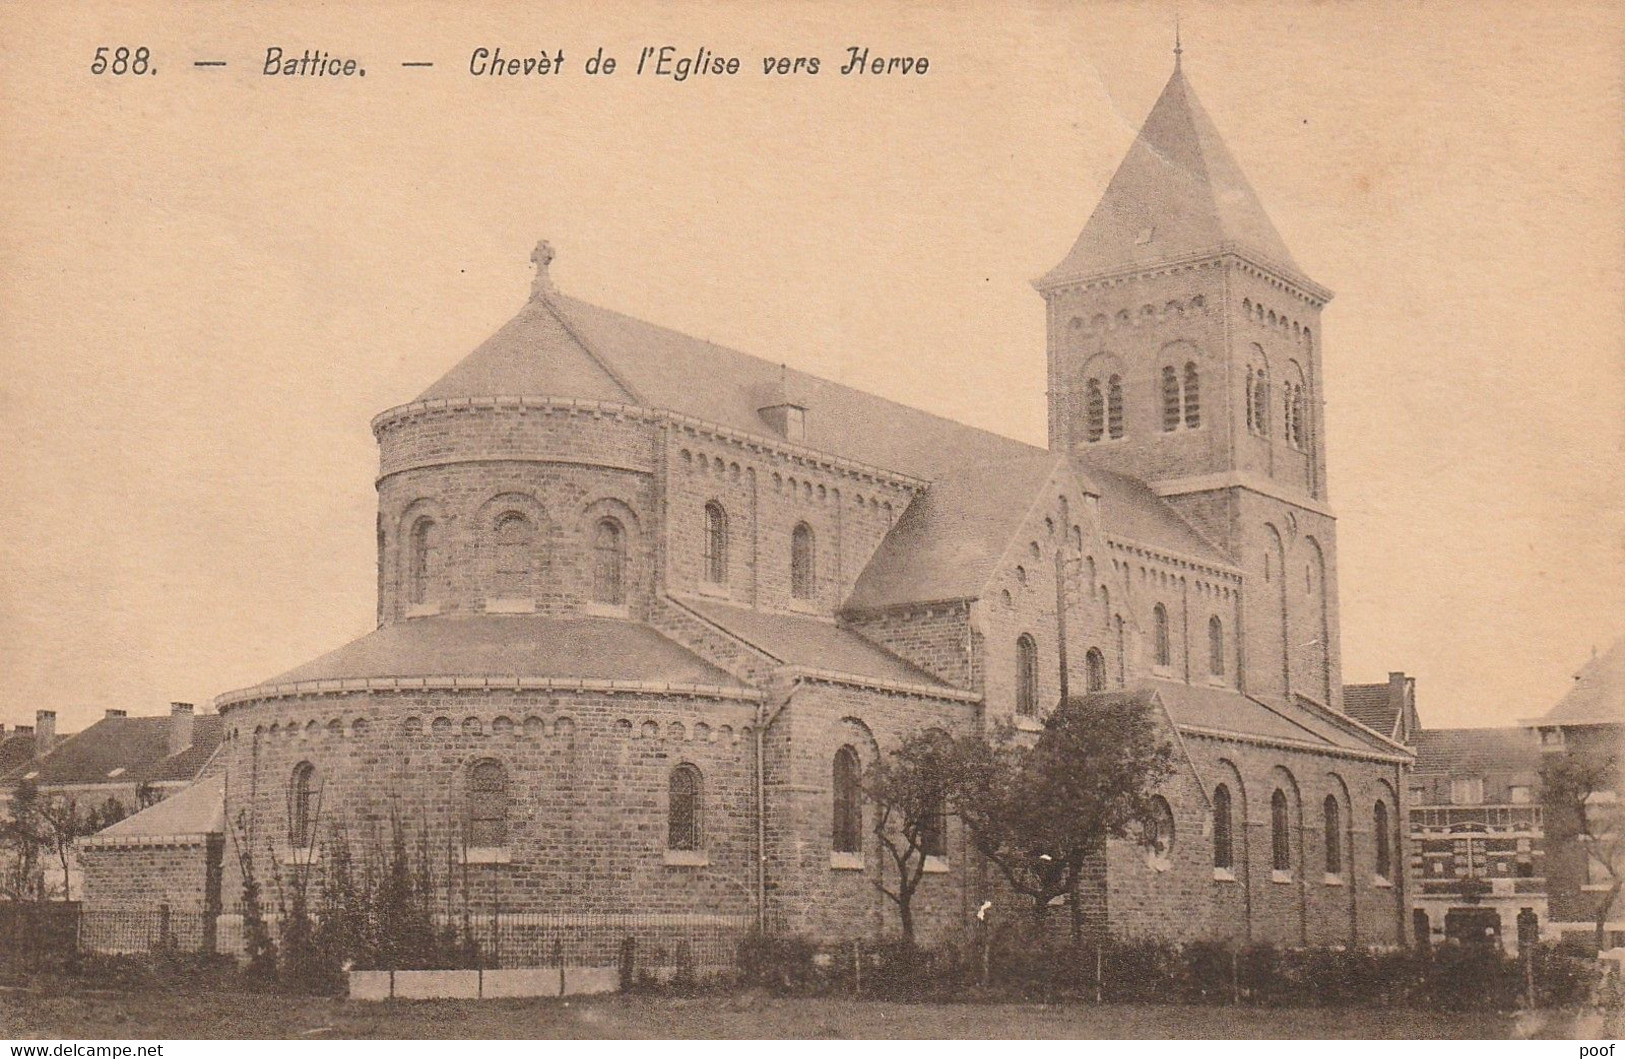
[1283,386,1296,446]
[1271,789,1291,872]
[668,764,703,851]
[791,523,816,600]
[1253,373,1270,436]
[289,762,318,848]
[409,517,438,606]
[1114,616,1126,685]
[593,518,626,605]
[1183,362,1201,428]
[493,512,535,598]
[1085,378,1105,442]
[1291,386,1307,449]
[1323,795,1342,875]
[1374,800,1392,880]
[1084,647,1106,693]
[1208,616,1225,676]
[1162,366,1180,431]
[1107,375,1125,439]
[832,747,862,854]
[1213,783,1234,870]
[1016,634,1039,716]
[1245,368,1257,431]
[703,502,728,584]
[920,793,947,858]
[468,759,509,848]
[1152,604,1170,668]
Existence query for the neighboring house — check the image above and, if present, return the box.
[80,50,1413,955]
[1,704,223,899]
[1406,726,1544,953]
[1344,673,1419,748]
[1530,638,1625,946]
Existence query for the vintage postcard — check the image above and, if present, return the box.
[0,0,1621,1043]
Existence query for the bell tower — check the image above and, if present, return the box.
[1040,51,1346,712]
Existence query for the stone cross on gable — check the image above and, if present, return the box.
[530,239,556,299]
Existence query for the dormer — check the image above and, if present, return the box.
[757,366,807,443]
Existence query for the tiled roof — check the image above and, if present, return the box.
[1413,727,1541,778]
[844,453,1066,611]
[90,774,225,841]
[679,597,947,690]
[1091,468,1231,566]
[0,731,37,778]
[254,614,743,690]
[1151,680,1402,757]
[1343,682,1399,736]
[1039,63,1305,289]
[1537,637,1625,727]
[415,292,1042,481]
[0,715,223,790]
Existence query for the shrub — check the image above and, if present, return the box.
[735,930,823,994]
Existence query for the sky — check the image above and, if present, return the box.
[0,0,1620,735]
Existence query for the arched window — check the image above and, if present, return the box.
[1085,648,1106,693]
[1245,368,1256,431]
[791,523,816,600]
[1253,372,1270,436]
[1213,783,1234,870]
[467,759,509,848]
[1016,634,1039,716]
[920,792,947,858]
[1161,366,1180,431]
[1290,385,1307,449]
[703,502,728,584]
[1183,362,1201,428]
[1271,789,1291,872]
[1145,796,1175,867]
[832,747,862,854]
[1107,375,1125,439]
[409,517,438,606]
[1374,800,1392,880]
[1152,604,1170,668]
[1323,795,1342,875]
[593,518,626,605]
[1085,378,1105,442]
[668,764,703,851]
[289,762,318,848]
[1208,616,1225,676]
[493,511,535,598]
[1283,385,1296,446]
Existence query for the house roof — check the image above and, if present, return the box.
[1536,637,1625,727]
[0,730,37,779]
[250,614,743,691]
[679,597,948,690]
[1151,680,1402,757]
[415,291,1042,481]
[91,774,226,841]
[1412,727,1541,779]
[0,715,223,790]
[844,453,1067,612]
[1343,682,1400,735]
[1040,61,1306,289]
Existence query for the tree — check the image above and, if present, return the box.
[0,780,49,900]
[864,728,956,944]
[1542,752,1623,950]
[951,694,1175,932]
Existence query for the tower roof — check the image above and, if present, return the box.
[1040,63,1303,289]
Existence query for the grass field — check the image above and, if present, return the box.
[2,988,1615,1040]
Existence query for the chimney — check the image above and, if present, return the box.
[105,708,127,720]
[168,702,195,756]
[34,710,55,756]
[15,724,33,737]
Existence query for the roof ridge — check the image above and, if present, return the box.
[538,294,646,405]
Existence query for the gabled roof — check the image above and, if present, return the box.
[251,614,743,691]
[1343,683,1401,736]
[0,730,37,778]
[1535,637,1625,727]
[1152,679,1405,758]
[0,715,224,790]
[843,453,1067,612]
[88,774,226,842]
[1093,468,1231,566]
[414,290,1042,480]
[679,597,948,690]
[1039,62,1303,289]
[1412,727,1541,779]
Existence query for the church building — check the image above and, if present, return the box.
[81,53,1412,953]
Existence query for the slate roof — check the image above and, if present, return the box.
[253,614,742,690]
[1151,680,1403,757]
[0,730,37,779]
[416,292,1041,481]
[679,597,948,689]
[1040,62,1305,289]
[1412,727,1540,779]
[1091,467,1230,565]
[1536,637,1625,727]
[1343,682,1400,735]
[0,715,224,789]
[844,453,1066,612]
[90,774,226,841]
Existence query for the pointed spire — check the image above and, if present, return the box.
[1174,12,1182,69]
[1038,55,1309,290]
